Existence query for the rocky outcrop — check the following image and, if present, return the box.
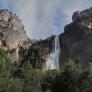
[34,35,55,52]
[0,9,28,63]
[61,7,92,62]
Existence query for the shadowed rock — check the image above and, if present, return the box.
[61,7,92,62]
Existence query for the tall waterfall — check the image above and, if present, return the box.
[46,36,60,70]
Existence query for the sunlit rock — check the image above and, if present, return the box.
[0,9,28,63]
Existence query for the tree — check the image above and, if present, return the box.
[22,60,42,92]
[28,45,48,69]
[0,48,13,92]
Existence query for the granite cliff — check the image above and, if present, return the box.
[0,9,28,63]
[61,7,92,62]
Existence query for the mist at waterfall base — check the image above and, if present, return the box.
[46,36,60,70]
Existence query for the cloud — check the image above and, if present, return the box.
[11,0,62,39]
[0,0,92,39]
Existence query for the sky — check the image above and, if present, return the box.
[0,0,92,40]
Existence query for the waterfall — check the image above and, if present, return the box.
[46,36,60,70]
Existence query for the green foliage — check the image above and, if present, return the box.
[41,70,60,92]
[29,45,49,69]
[13,61,42,92]
[41,61,92,92]
[0,48,42,92]
[0,49,10,62]
[1,48,92,92]
[6,79,24,92]
[0,49,13,92]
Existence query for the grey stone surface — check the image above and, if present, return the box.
[0,9,28,63]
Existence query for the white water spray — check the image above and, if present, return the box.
[46,36,60,70]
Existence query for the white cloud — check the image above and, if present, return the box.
[0,0,92,39]
[11,0,62,39]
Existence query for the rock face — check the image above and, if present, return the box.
[36,35,55,52]
[61,7,92,62]
[0,9,28,63]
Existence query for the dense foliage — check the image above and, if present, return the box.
[26,45,49,69]
[1,48,92,92]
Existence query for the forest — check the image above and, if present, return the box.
[0,47,92,92]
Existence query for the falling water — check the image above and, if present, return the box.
[46,36,60,70]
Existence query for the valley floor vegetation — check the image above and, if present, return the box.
[0,48,92,92]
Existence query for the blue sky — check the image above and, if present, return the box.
[0,0,92,39]
[0,0,15,11]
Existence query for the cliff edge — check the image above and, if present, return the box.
[0,9,28,63]
[62,7,92,62]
